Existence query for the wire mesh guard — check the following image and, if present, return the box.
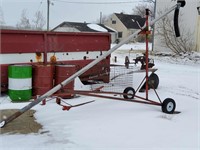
[91,65,139,93]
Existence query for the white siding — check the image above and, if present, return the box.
[104,14,127,42]
[104,14,139,43]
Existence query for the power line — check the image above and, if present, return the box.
[36,0,44,12]
[51,0,143,4]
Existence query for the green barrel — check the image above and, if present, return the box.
[8,65,32,102]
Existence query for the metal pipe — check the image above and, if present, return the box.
[47,0,50,31]
[145,9,150,100]
[0,3,183,128]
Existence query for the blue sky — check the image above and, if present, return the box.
[0,0,144,29]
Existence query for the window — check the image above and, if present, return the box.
[118,32,123,38]
[112,20,116,24]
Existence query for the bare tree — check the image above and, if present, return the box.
[16,9,45,30]
[156,12,194,54]
[16,9,31,29]
[95,14,112,24]
[132,3,154,42]
[132,2,155,18]
[131,0,156,45]
[0,6,5,25]
[143,0,155,3]
[32,11,46,30]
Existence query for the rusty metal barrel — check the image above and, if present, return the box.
[55,65,76,98]
[32,65,54,96]
[1,65,8,92]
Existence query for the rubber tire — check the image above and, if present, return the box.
[0,121,6,128]
[148,73,159,89]
[139,73,159,92]
[123,87,135,99]
[162,98,176,114]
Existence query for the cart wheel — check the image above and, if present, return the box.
[123,87,135,99]
[149,73,159,89]
[0,120,6,128]
[139,73,159,92]
[162,98,176,114]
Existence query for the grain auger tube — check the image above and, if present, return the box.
[0,0,186,128]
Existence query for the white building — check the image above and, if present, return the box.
[154,0,200,52]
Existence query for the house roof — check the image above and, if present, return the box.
[0,25,17,30]
[52,22,116,33]
[99,24,116,33]
[114,13,146,29]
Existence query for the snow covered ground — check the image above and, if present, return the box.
[0,43,200,150]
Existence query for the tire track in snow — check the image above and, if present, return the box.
[160,86,200,101]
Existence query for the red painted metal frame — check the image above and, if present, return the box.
[0,29,111,92]
[63,90,161,106]
[0,29,110,54]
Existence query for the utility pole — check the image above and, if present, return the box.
[100,12,102,24]
[47,0,50,31]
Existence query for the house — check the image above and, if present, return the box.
[154,0,200,52]
[104,13,146,43]
[52,21,117,43]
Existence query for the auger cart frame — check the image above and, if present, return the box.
[0,0,186,128]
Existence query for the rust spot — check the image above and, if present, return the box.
[50,54,57,63]
[35,52,42,62]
